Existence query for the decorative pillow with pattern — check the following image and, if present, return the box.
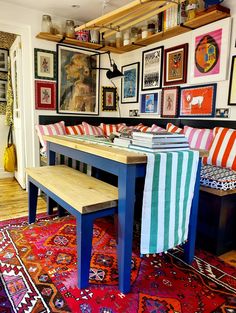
[65,124,84,135]
[203,127,236,170]
[200,164,236,190]
[150,124,166,133]
[166,122,183,134]
[82,122,104,136]
[35,121,66,153]
[133,123,152,132]
[100,123,126,136]
[184,125,213,150]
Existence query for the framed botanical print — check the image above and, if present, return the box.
[141,46,163,90]
[101,86,117,111]
[140,91,161,114]
[121,62,139,103]
[161,87,179,117]
[57,44,100,115]
[190,18,231,84]
[35,80,56,110]
[164,43,188,85]
[0,79,7,101]
[34,48,56,80]
[0,49,8,72]
[179,84,217,117]
[228,55,236,105]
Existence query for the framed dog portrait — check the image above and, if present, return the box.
[34,48,56,80]
[140,91,161,114]
[179,84,217,117]
[57,45,100,115]
[164,44,188,86]
[141,46,163,90]
[101,86,117,111]
[161,87,179,117]
[190,18,231,84]
[121,62,139,103]
[35,80,56,110]
[0,49,8,72]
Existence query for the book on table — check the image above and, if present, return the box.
[131,140,189,149]
[113,137,132,147]
[129,144,190,153]
[132,131,186,141]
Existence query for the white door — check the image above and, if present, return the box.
[10,36,26,189]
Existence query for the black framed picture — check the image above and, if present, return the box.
[0,79,7,102]
[141,46,164,90]
[101,86,117,111]
[57,44,100,115]
[228,55,236,105]
[121,62,139,103]
[0,49,8,72]
[34,48,56,80]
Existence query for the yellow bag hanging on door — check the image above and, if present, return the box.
[4,124,17,172]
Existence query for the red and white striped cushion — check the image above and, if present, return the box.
[203,127,236,170]
[150,124,166,133]
[65,124,84,135]
[184,126,213,150]
[82,122,104,136]
[133,123,152,132]
[99,123,126,136]
[166,123,183,134]
[35,121,66,152]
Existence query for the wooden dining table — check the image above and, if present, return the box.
[44,135,205,294]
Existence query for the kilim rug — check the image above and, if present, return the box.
[0,215,236,313]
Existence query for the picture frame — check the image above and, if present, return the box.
[0,49,8,72]
[228,55,236,105]
[57,44,100,115]
[101,86,117,111]
[164,43,188,86]
[190,18,231,84]
[0,79,7,101]
[179,84,217,117]
[141,46,164,90]
[161,87,179,117]
[140,91,161,114]
[35,80,56,110]
[121,62,139,103]
[34,48,56,80]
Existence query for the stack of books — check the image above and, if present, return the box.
[129,131,189,152]
[113,136,132,147]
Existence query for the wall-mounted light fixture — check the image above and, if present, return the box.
[90,51,123,80]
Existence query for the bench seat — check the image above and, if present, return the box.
[26,165,118,288]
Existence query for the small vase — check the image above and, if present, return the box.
[41,15,52,33]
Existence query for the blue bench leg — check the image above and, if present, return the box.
[184,159,201,263]
[28,180,38,224]
[77,213,94,289]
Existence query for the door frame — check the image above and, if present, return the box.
[0,20,35,187]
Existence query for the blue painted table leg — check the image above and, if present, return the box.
[184,159,201,263]
[77,214,94,289]
[117,165,136,294]
[28,180,38,224]
[47,146,56,215]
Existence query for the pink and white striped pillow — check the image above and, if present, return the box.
[35,121,66,152]
[150,124,166,133]
[166,122,183,134]
[82,122,104,136]
[65,124,84,135]
[184,126,213,150]
[99,123,126,136]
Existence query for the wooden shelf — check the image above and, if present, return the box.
[36,5,230,55]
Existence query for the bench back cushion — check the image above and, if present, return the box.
[203,127,236,170]
[184,126,213,150]
[35,121,66,152]
[65,124,84,135]
[166,122,183,134]
[82,122,104,136]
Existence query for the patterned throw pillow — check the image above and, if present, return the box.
[150,124,166,133]
[166,122,183,134]
[133,123,151,132]
[35,121,66,153]
[184,126,213,150]
[82,122,104,136]
[100,123,126,136]
[203,127,236,170]
[65,124,84,135]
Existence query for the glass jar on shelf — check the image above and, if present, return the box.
[123,30,130,46]
[130,27,139,43]
[65,20,75,38]
[41,15,53,33]
[116,31,123,48]
[147,22,155,36]
[141,25,148,39]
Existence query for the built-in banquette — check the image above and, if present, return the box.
[37,115,236,256]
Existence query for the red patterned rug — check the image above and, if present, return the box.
[0,215,235,313]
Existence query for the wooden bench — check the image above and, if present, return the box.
[26,165,118,288]
[197,186,236,255]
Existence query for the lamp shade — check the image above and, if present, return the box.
[106,63,124,80]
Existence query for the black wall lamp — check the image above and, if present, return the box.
[90,51,123,80]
